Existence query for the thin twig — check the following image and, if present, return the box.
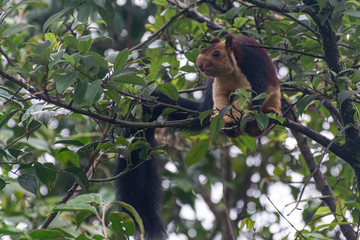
[288,125,349,216]
[266,195,308,240]
[129,7,190,52]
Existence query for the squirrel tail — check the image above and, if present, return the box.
[115,128,166,240]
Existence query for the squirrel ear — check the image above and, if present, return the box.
[225,34,234,50]
[212,37,220,43]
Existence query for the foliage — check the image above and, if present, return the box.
[0,0,360,240]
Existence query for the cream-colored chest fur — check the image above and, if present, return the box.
[212,60,252,110]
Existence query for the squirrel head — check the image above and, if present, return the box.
[196,34,241,77]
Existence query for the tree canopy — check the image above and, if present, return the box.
[0,0,360,239]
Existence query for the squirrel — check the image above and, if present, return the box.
[115,34,282,239]
[196,34,281,137]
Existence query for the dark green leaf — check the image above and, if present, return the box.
[114,49,130,71]
[109,212,135,236]
[0,109,19,129]
[53,204,97,215]
[0,178,7,190]
[255,113,269,131]
[78,3,91,23]
[185,138,209,165]
[113,75,147,88]
[75,211,93,228]
[18,173,39,196]
[56,71,79,93]
[68,193,102,205]
[337,90,359,108]
[64,166,89,191]
[43,7,71,32]
[74,79,88,105]
[34,162,56,189]
[84,80,102,104]
[296,94,318,115]
[112,68,142,78]
[184,49,200,63]
[63,36,79,50]
[98,0,114,24]
[113,201,145,237]
[156,83,179,101]
[29,229,64,239]
[199,110,213,126]
[78,35,92,53]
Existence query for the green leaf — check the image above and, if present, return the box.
[18,173,39,196]
[53,204,97,215]
[0,109,19,129]
[98,0,114,24]
[34,162,56,189]
[74,79,88,105]
[234,17,247,28]
[337,90,359,108]
[109,212,135,236]
[156,83,179,101]
[43,7,71,32]
[199,109,213,126]
[252,92,268,101]
[112,67,142,77]
[78,35,92,53]
[32,110,55,126]
[56,71,79,93]
[114,49,130,71]
[64,54,75,64]
[114,75,147,88]
[63,35,79,50]
[29,229,64,239]
[313,222,354,232]
[78,3,91,23]
[45,32,57,46]
[84,80,102,104]
[240,217,255,231]
[233,135,256,152]
[255,113,269,130]
[86,51,109,69]
[335,196,346,222]
[296,94,318,115]
[113,201,145,237]
[68,193,102,205]
[64,166,89,191]
[2,23,34,37]
[184,49,200,63]
[153,0,168,6]
[0,178,6,190]
[185,138,209,165]
[345,201,360,210]
[6,67,30,76]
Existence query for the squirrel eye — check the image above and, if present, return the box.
[212,50,220,57]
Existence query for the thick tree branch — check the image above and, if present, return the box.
[0,70,203,129]
[240,0,315,15]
